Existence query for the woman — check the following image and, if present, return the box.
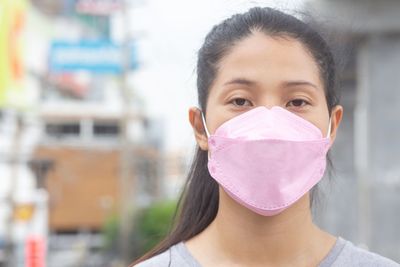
[132,7,399,267]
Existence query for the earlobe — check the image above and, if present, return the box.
[188,107,209,151]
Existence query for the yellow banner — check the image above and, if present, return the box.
[0,0,27,108]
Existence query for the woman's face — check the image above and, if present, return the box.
[190,31,343,150]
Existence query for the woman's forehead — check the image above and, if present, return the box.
[212,32,323,92]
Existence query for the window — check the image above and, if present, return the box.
[93,122,119,137]
[46,122,81,138]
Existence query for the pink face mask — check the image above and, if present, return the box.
[202,106,332,216]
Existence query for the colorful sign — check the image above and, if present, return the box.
[49,40,138,74]
[0,0,27,108]
[13,204,35,222]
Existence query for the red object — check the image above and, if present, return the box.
[76,0,122,15]
[25,236,46,267]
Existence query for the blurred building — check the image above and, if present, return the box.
[306,0,400,261]
[0,0,166,266]
[163,150,190,199]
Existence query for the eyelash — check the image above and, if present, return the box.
[229,97,311,109]
[286,99,311,108]
[230,98,253,107]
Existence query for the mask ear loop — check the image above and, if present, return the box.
[201,111,210,138]
[326,116,332,139]
[200,110,212,160]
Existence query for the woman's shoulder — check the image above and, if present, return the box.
[134,238,400,267]
[331,237,399,267]
[133,249,171,267]
[133,242,199,267]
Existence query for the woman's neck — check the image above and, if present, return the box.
[185,188,336,266]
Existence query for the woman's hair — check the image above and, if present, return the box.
[131,6,340,266]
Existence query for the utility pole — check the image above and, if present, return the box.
[119,0,136,264]
[5,112,22,267]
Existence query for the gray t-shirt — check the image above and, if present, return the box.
[135,237,399,267]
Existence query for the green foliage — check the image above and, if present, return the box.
[134,200,177,254]
[101,200,177,258]
[102,213,120,251]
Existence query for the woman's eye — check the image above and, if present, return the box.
[286,99,310,108]
[231,98,252,107]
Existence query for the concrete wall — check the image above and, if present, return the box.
[307,0,400,261]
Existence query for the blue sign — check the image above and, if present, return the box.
[49,40,138,74]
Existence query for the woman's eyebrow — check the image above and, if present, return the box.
[222,78,319,92]
[281,80,319,90]
[223,78,258,87]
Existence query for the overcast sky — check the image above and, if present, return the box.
[126,0,305,152]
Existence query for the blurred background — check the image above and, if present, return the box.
[0,0,399,266]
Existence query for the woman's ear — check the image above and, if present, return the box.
[329,105,343,144]
[189,107,209,151]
